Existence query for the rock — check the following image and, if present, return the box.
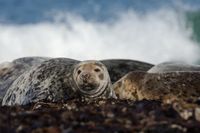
[148,62,200,73]
[195,108,200,121]
[0,99,199,132]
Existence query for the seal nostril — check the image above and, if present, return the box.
[86,74,90,78]
[82,73,90,79]
[83,79,88,83]
[81,73,90,81]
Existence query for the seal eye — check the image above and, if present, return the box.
[94,68,100,72]
[77,70,82,75]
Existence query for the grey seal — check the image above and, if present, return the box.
[2,58,115,106]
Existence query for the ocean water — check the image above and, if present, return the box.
[0,0,200,64]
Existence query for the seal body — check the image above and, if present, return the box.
[0,57,49,101]
[2,59,115,106]
[113,72,145,100]
[113,71,200,102]
[139,72,200,102]
[148,62,200,73]
[101,59,153,83]
[2,58,79,106]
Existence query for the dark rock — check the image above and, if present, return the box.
[0,99,199,132]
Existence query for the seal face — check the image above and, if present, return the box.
[73,60,115,99]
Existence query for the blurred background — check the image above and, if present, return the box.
[0,0,200,64]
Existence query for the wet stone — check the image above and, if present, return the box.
[0,99,199,132]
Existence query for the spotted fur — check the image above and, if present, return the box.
[2,58,78,106]
[2,59,116,106]
[0,57,49,102]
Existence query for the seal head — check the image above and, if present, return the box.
[73,60,115,98]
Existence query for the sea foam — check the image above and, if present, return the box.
[0,9,199,64]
